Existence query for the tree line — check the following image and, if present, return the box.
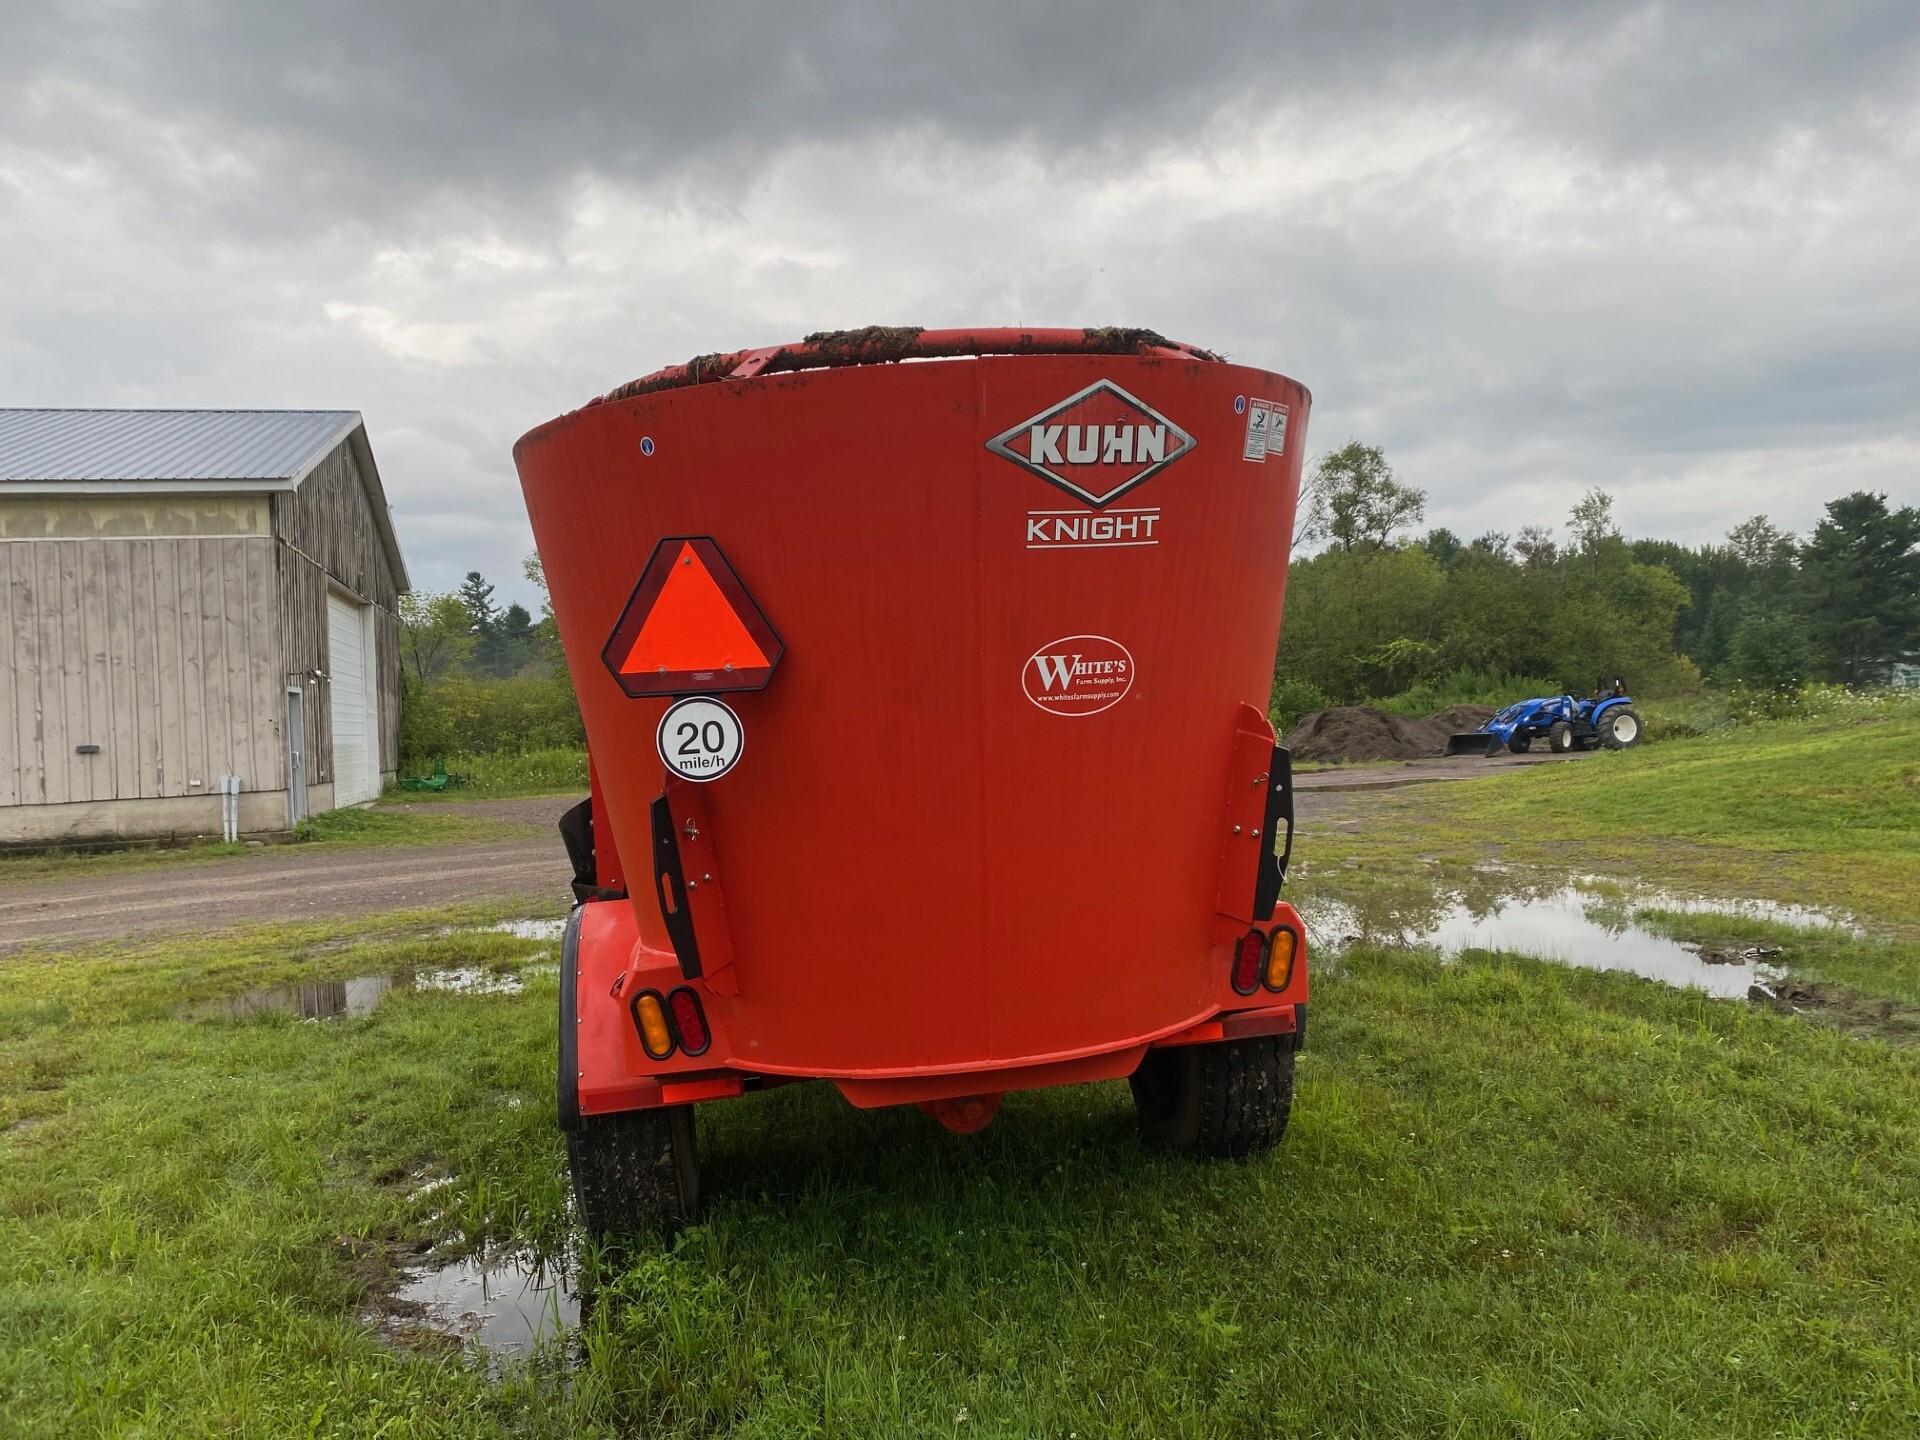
[395,451,1918,764]
[1272,442,1920,721]
[396,559,583,765]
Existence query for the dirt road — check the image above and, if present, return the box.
[0,752,1588,950]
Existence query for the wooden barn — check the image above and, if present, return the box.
[0,409,409,845]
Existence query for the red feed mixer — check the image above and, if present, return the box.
[514,327,1312,1233]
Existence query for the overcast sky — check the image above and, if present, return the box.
[4,1,1915,602]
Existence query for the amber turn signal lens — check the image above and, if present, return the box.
[1263,927,1297,992]
[634,991,675,1060]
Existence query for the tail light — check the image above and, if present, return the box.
[668,987,711,1056]
[1263,927,1298,992]
[1231,930,1266,995]
[633,991,674,1060]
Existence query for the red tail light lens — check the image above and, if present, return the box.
[668,987,710,1056]
[1231,930,1266,995]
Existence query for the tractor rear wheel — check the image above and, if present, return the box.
[1130,1036,1295,1158]
[1507,734,1532,754]
[566,1105,700,1239]
[1548,721,1574,753]
[1600,707,1644,750]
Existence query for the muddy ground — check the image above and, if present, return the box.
[0,757,1589,951]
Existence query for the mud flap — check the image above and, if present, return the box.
[1253,745,1293,921]
[650,794,702,978]
[648,783,741,993]
[1216,704,1293,928]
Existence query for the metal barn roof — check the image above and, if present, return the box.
[0,408,407,588]
[0,408,363,484]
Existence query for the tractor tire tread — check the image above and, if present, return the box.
[1132,1036,1294,1158]
[1600,706,1645,750]
[1195,1035,1294,1157]
[566,1106,699,1238]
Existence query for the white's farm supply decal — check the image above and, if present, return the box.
[1022,635,1135,717]
[987,380,1195,507]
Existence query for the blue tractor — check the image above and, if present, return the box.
[1446,688,1644,757]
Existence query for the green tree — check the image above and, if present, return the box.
[1796,492,1920,684]
[522,551,563,664]
[1515,525,1557,570]
[458,570,499,636]
[491,602,537,677]
[1273,546,1446,702]
[398,592,475,683]
[1567,489,1620,554]
[1298,443,1425,552]
[1724,611,1813,693]
[1420,527,1463,568]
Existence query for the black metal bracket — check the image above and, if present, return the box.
[1253,745,1294,921]
[650,794,703,979]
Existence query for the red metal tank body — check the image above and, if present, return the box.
[516,332,1308,1089]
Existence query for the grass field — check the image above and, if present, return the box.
[3,712,1917,1436]
[384,748,590,802]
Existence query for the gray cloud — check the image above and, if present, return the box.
[2,1,1916,599]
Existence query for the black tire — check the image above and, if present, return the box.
[1548,721,1574,753]
[1507,734,1532,754]
[1599,706,1644,750]
[1130,1036,1295,1158]
[566,1105,700,1239]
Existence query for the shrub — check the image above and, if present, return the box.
[1270,678,1330,733]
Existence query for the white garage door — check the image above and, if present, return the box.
[327,592,378,805]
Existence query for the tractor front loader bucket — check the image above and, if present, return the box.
[1445,731,1499,757]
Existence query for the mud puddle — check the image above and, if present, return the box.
[1297,885,1806,999]
[444,918,568,943]
[186,965,530,1021]
[1746,979,1920,1045]
[388,1246,580,1365]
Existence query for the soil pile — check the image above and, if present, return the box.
[1283,704,1498,763]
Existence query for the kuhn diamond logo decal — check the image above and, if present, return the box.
[985,380,1196,507]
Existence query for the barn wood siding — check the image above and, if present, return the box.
[0,533,282,807]
[274,440,403,781]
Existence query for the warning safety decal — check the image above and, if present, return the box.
[602,536,784,698]
[1242,398,1289,463]
[1021,634,1135,717]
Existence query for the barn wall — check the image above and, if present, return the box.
[275,440,403,783]
[0,529,284,825]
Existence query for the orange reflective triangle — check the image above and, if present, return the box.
[620,541,773,675]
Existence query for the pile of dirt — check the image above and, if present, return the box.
[1425,704,1498,737]
[1283,704,1497,764]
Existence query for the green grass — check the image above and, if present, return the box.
[6,710,1920,1435]
[1312,710,1920,935]
[0,805,519,884]
[4,908,1918,1436]
[293,804,517,846]
[386,748,589,802]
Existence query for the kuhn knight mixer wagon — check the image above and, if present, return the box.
[514,328,1312,1234]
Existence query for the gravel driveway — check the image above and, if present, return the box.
[0,752,1588,950]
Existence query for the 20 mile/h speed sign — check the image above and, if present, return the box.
[656,696,745,782]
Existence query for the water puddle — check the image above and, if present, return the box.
[1295,883,1826,999]
[186,966,529,1022]
[450,918,568,943]
[383,1246,579,1366]
[1573,879,1858,935]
